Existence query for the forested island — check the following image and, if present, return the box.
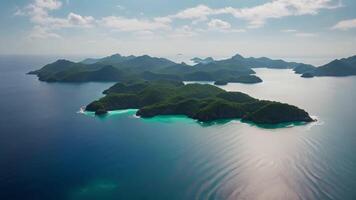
[293,55,356,77]
[28,53,311,84]
[86,80,314,124]
[214,75,262,85]
[28,53,356,83]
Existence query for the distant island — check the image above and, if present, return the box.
[85,80,314,124]
[294,55,356,78]
[214,75,262,85]
[214,80,228,86]
[28,53,312,84]
[28,53,356,83]
[191,57,215,65]
[293,63,317,74]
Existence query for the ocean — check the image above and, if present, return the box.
[0,55,355,200]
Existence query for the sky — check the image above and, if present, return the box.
[0,0,356,65]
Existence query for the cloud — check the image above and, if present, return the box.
[133,30,155,40]
[14,7,26,16]
[154,17,172,24]
[29,25,62,39]
[16,0,95,39]
[100,16,170,31]
[15,0,341,40]
[168,25,197,38]
[68,13,95,27]
[220,0,341,28]
[282,29,317,37]
[25,0,94,28]
[282,29,297,33]
[220,29,246,33]
[165,0,341,28]
[173,5,213,21]
[295,32,317,37]
[205,19,245,33]
[208,19,231,30]
[34,0,62,10]
[331,18,356,30]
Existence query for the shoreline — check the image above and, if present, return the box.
[79,107,318,129]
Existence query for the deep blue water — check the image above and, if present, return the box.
[0,56,356,200]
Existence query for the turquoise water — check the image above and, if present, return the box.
[84,109,311,129]
[0,56,356,200]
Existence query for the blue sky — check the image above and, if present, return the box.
[1,0,356,65]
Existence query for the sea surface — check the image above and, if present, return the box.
[0,55,356,200]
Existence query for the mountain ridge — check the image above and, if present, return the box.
[30,53,356,83]
[300,55,356,77]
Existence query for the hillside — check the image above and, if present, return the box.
[301,55,356,77]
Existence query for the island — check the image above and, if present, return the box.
[214,80,228,86]
[293,64,316,74]
[213,75,262,85]
[28,53,313,84]
[300,55,356,77]
[86,80,314,124]
[29,53,356,82]
[301,73,314,78]
[228,75,263,84]
[191,57,215,64]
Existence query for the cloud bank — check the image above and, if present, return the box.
[332,18,356,30]
[16,0,343,39]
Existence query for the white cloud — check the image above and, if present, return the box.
[15,0,342,41]
[18,0,94,28]
[282,29,317,37]
[220,29,246,33]
[14,7,26,16]
[133,30,155,40]
[165,1,341,28]
[168,25,197,38]
[68,13,95,27]
[100,16,170,31]
[173,5,213,21]
[154,17,172,24]
[331,18,356,30]
[16,0,95,38]
[29,25,61,39]
[282,29,297,33]
[34,0,62,10]
[295,32,317,37]
[208,19,231,30]
[220,0,341,28]
[25,0,94,29]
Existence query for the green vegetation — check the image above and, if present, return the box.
[214,75,262,85]
[228,75,263,84]
[293,64,316,74]
[86,80,314,124]
[242,102,313,124]
[312,56,356,76]
[31,53,356,82]
[299,55,356,77]
[191,57,215,64]
[214,80,228,85]
[29,53,312,83]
